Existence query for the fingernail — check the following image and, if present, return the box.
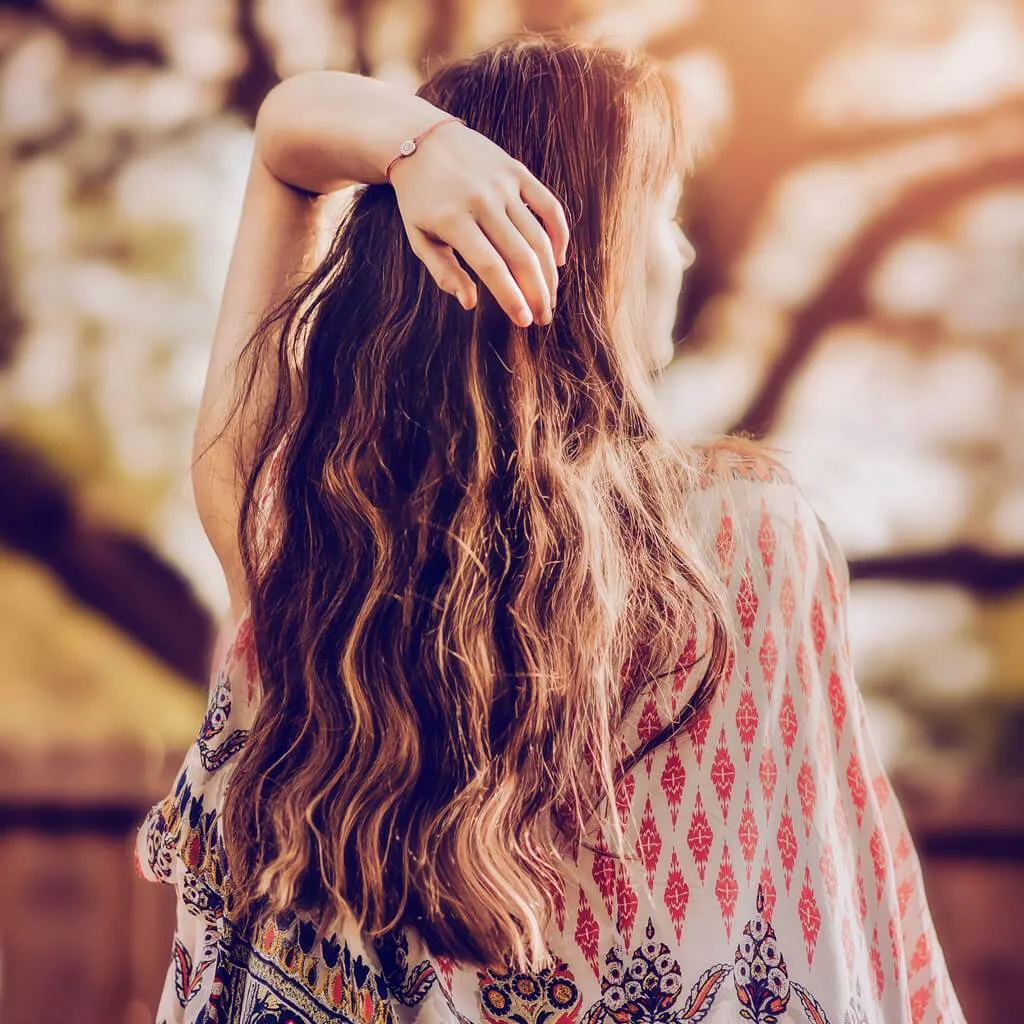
[516,307,533,327]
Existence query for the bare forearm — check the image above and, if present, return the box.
[255,71,450,194]
[193,72,448,615]
[193,70,567,617]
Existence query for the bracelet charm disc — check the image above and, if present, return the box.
[385,115,464,184]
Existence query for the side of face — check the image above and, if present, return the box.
[643,177,696,371]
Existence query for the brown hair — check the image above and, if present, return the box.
[217,33,734,974]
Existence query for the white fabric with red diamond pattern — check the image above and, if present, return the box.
[135,442,966,1024]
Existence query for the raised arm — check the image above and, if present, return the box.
[190,71,569,620]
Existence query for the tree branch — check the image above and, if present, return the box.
[224,0,279,123]
[21,0,164,65]
[0,435,214,684]
[729,151,1024,438]
[849,546,1024,596]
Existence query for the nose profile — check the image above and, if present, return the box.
[675,224,696,269]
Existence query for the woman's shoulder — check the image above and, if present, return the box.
[681,435,846,586]
[689,434,798,490]
[682,434,805,527]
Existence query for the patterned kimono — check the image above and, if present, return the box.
[135,444,966,1024]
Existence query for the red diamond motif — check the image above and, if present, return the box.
[797,754,817,837]
[665,849,689,943]
[736,560,759,647]
[810,596,826,664]
[615,771,635,823]
[889,918,903,984]
[735,675,759,763]
[758,617,778,698]
[894,827,911,867]
[870,925,885,998]
[793,511,808,573]
[897,878,915,920]
[758,852,777,921]
[759,746,778,806]
[798,864,821,966]
[710,729,736,818]
[673,630,699,693]
[779,678,798,767]
[687,704,712,766]
[738,789,759,881]
[758,499,776,585]
[715,843,739,939]
[687,791,714,882]
[855,854,868,923]
[635,796,662,889]
[231,622,261,706]
[614,862,638,946]
[574,891,601,977]
[872,771,890,809]
[869,826,887,903]
[659,749,687,827]
[911,982,935,1024]
[777,795,798,893]
[825,558,841,621]
[847,751,868,827]
[637,696,662,741]
[819,841,837,909]
[551,872,566,933]
[910,932,930,975]
[795,641,811,700]
[592,842,616,916]
[716,501,735,574]
[721,648,736,703]
[779,575,796,633]
[435,954,455,992]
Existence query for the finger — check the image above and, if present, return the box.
[506,198,558,310]
[517,172,570,267]
[476,205,551,323]
[450,220,534,327]
[407,226,477,309]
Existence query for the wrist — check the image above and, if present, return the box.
[372,95,454,184]
[384,115,466,185]
[255,71,450,192]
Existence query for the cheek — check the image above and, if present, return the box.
[646,231,684,308]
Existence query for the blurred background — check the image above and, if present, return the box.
[0,0,1021,1021]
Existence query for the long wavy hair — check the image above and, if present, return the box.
[215,33,736,974]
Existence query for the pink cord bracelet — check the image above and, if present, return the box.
[385,115,465,184]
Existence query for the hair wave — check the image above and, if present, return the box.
[214,33,736,973]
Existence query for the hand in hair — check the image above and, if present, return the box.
[388,118,569,327]
[255,70,569,328]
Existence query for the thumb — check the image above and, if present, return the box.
[407,226,477,310]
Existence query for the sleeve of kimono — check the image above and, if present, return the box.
[814,514,968,1024]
